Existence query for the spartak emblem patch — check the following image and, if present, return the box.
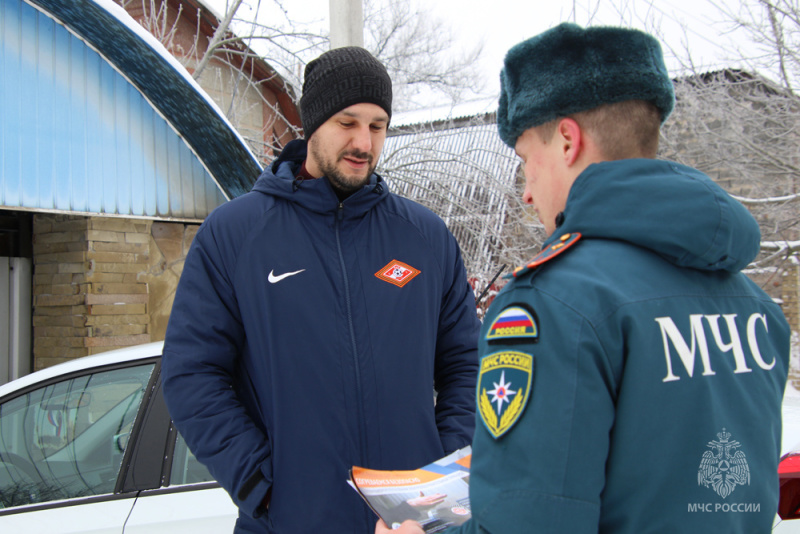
[486,306,538,342]
[477,351,533,439]
[375,260,421,287]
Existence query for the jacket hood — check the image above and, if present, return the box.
[251,139,388,214]
[547,159,761,273]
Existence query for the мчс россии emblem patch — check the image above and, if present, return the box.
[477,350,533,439]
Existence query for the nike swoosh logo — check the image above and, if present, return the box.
[268,269,306,283]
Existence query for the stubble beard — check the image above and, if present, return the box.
[309,138,375,194]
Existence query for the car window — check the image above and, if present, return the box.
[169,432,214,486]
[0,363,155,509]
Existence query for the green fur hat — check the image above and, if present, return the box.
[497,23,675,147]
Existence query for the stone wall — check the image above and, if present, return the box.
[148,221,198,341]
[32,214,197,370]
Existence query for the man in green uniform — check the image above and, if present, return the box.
[377,22,790,534]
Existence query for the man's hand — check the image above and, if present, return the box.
[375,519,425,533]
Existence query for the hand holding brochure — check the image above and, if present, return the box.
[348,446,472,533]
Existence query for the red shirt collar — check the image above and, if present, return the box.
[297,161,318,180]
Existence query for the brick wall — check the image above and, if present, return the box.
[32,214,197,370]
[781,263,800,387]
[783,263,800,334]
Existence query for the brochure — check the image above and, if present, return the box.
[349,446,472,533]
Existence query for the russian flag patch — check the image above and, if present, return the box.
[486,306,538,342]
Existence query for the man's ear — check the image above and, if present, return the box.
[557,118,583,167]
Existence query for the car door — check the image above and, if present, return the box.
[121,379,238,533]
[0,360,158,533]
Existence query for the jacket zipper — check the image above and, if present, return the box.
[335,202,368,464]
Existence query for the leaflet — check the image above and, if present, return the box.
[349,446,472,533]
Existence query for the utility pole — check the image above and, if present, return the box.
[329,0,363,48]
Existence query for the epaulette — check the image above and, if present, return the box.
[512,232,582,278]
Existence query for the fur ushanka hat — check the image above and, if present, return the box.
[497,23,675,148]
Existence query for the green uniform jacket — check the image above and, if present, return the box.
[451,159,790,533]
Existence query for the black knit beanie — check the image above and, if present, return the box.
[299,46,393,139]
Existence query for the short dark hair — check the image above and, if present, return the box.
[535,100,661,159]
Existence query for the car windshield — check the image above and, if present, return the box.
[0,363,155,509]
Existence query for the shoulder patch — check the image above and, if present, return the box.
[513,232,582,278]
[486,305,538,343]
[477,351,533,439]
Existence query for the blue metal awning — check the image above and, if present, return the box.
[1,0,264,220]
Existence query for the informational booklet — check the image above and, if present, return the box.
[348,446,472,533]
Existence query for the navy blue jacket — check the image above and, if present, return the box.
[162,140,480,533]
[451,159,789,534]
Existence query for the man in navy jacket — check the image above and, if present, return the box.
[162,47,480,533]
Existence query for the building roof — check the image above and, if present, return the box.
[35,0,263,198]
[3,0,273,220]
[390,97,499,132]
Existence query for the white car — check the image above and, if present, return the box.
[0,342,238,533]
[3,342,799,533]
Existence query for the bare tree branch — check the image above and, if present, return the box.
[193,0,244,79]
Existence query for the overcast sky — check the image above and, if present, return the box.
[427,0,752,92]
[207,0,760,100]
